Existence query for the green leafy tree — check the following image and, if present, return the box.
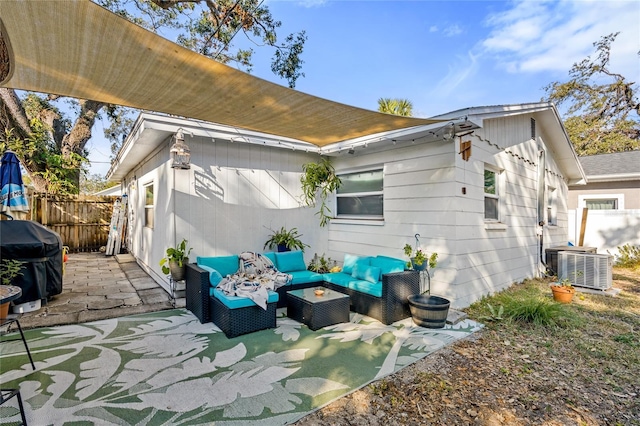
[0,0,306,192]
[544,32,640,155]
[377,98,413,117]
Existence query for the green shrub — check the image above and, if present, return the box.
[505,296,570,327]
[614,244,640,268]
[0,259,25,286]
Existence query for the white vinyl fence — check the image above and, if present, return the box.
[568,209,640,259]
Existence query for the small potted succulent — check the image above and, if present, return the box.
[160,238,192,281]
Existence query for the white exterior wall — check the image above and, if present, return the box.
[329,140,458,300]
[447,114,569,307]
[121,111,573,306]
[124,136,326,291]
[323,114,571,309]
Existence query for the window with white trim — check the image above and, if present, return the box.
[547,186,557,225]
[578,194,624,210]
[144,183,154,229]
[336,169,383,219]
[585,199,618,210]
[484,167,500,221]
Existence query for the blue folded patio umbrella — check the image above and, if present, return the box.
[1,150,29,215]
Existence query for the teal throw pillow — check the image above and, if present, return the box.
[262,251,277,267]
[275,250,306,272]
[197,255,239,277]
[352,263,381,284]
[343,254,371,275]
[199,265,223,287]
[371,256,406,275]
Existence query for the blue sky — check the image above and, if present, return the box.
[87,0,639,176]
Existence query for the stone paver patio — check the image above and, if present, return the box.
[16,252,173,329]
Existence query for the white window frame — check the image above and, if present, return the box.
[484,165,502,222]
[144,182,155,229]
[578,194,624,210]
[335,167,384,221]
[547,186,557,226]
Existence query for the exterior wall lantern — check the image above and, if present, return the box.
[170,128,191,169]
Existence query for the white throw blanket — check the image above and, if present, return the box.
[216,252,291,310]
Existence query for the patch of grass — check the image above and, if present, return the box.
[506,296,575,327]
[613,333,639,347]
[468,279,580,328]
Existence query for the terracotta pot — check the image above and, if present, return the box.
[0,302,9,319]
[550,285,576,304]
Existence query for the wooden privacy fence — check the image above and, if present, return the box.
[30,193,118,253]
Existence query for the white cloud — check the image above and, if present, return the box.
[480,0,640,78]
[444,24,463,37]
[296,0,328,8]
[431,51,480,98]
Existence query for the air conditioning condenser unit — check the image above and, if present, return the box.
[559,252,613,290]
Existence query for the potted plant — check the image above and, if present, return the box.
[0,259,25,318]
[404,244,438,272]
[550,277,576,304]
[263,226,309,252]
[308,253,338,273]
[300,158,342,227]
[160,238,192,281]
[404,235,448,328]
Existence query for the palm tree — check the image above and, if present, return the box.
[377,98,414,117]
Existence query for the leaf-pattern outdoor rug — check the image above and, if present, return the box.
[0,309,482,425]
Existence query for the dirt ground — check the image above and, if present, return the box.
[293,268,640,426]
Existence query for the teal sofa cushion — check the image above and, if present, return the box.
[289,270,324,285]
[198,265,223,293]
[212,288,279,309]
[262,251,277,267]
[275,250,306,273]
[352,263,381,284]
[347,279,382,297]
[323,272,352,288]
[371,256,406,275]
[342,254,372,275]
[197,255,239,277]
[324,272,382,297]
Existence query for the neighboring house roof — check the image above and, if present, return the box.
[0,0,440,147]
[93,185,122,197]
[578,151,640,182]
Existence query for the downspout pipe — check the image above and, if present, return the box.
[537,149,547,271]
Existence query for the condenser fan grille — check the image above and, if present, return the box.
[559,252,612,290]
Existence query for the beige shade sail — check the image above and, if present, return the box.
[0,0,441,146]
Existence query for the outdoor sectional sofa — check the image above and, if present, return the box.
[185,251,420,337]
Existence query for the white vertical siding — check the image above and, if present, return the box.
[126,136,327,288]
